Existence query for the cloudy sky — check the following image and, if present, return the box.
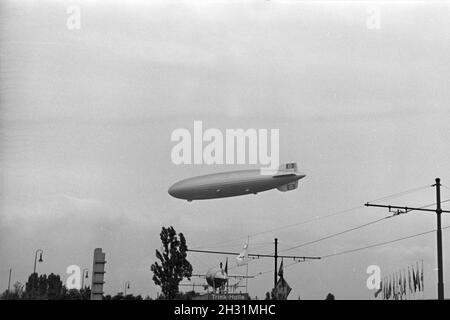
[1,0,450,299]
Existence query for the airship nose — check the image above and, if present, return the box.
[168,180,190,199]
[168,183,181,197]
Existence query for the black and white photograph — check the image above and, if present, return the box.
[1,0,450,308]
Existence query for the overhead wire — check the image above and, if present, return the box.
[254,225,450,278]
[190,199,450,270]
[190,184,431,250]
[321,225,450,259]
[187,185,448,287]
[280,198,450,255]
[280,217,389,253]
[367,185,431,203]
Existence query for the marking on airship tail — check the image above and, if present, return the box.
[271,162,298,177]
[279,162,297,172]
[260,162,298,176]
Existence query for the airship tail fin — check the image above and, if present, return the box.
[277,180,298,192]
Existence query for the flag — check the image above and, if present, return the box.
[417,262,421,291]
[408,267,413,294]
[420,261,424,292]
[224,257,228,275]
[394,273,398,299]
[272,277,292,300]
[392,275,395,300]
[388,276,392,299]
[236,242,248,266]
[403,269,406,296]
[278,259,284,278]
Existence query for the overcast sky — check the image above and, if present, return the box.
[1,0,450,299]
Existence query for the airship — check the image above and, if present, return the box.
[168,162,305,201]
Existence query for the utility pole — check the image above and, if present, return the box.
[274,238,278,289]
[435,178,444,300]
[365,178,449,300]
[7,269,11,300]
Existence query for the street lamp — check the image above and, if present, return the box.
[124,281,130,296]
[33,249,43,274]
[81,269,89,289]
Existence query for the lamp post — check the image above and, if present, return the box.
[6,268,12,300]
[81,269,89,290]
[33,249,43,274]
[124,281,130,296]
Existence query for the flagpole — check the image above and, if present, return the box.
[245,236,249,294]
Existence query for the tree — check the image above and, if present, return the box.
[111,293,124,300]
[23,272,78,300]
[109,293,143,300]
[151,226,193,299]
[0,281,24,300]
[47,273,63,300]
[24,273,39,299]
[64,289,83,300]
[325,293,335,300]
[12,281,24,299]
[80,287,91,300]
[176,290,200,300]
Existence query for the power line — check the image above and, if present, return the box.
[279,198,450,254]
[190,186,450,288]
[321,225,450,259]
[191,195,450,275]
[368,185,431,203]
[255,260,305,277]
[280,217,389,253]
[190,185,432,250]
[254,225,450,278]
[187,185,440,285]
[189,206,362,250]
[187,248,320,261]
[248,205,363,237]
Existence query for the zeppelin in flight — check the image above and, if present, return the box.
[168,163,306,201]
